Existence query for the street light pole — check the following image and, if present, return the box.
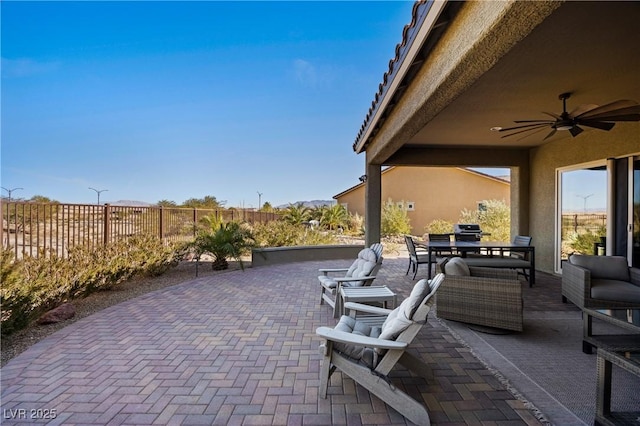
[89,187,108,205]
[1,187,23,202]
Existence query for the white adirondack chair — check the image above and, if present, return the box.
[318,245,383,317]
[316,273,444,426]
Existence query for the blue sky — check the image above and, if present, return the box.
[2,1,419,207]
[561,169,607,212]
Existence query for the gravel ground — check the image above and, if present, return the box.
[0,260,242,368]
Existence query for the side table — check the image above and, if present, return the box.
[595,348,640,426]
[338,286,397,318]
[582,308,640,354]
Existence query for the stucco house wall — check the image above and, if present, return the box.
[335,166,510,235]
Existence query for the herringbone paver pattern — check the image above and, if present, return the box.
[1,257,551,425]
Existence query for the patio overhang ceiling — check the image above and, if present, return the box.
[354,0,640,166]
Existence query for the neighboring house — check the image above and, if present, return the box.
[334,166,509,235]
[351,1,639,273]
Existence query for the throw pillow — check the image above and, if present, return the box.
[443,257,470,276]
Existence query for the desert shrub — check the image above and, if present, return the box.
[253,220,304,247]
[459,199,510,242]
[425,219,454,235]
[252,220,336,247]
[567,226,606,255]
[381,199,411,237]
[0,236,187,335]
[300,228,338,245]
[0,248,33,335]
[346,212,364,236]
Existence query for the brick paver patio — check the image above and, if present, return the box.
[1,257,544,425]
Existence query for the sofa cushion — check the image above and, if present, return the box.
[443,257,470,276]
[590,279,640,303]
[570,254,630,281]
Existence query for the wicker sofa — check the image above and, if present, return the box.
[561,254,640,309]
[436,257,523,332]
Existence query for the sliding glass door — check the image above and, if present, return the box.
[633,158,640,267]
[556,163,608,271]
[557,156,640,272]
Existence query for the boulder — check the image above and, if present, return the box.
[38,303,76,325]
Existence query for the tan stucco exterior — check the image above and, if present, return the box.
[335,167,510,235]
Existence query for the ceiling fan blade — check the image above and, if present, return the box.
[576,105,640,121]
[500,124,550,138]
[542,128,557,141]
[515,126,549,141]
[569,104,599,118]
[580,114,640,122]
[569,126,584,137]
[499,122,551,132]
[513,119,555,123]
[576,120,615,131]
[542,111,561,120]
[575,100,640,119]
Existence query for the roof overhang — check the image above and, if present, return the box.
[354,0,640,166]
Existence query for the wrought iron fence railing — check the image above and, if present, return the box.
[1,201,280,259]
[561,213,607,235]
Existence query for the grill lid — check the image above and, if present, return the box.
[454,224,482,234]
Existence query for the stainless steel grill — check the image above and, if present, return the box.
[454,223,482,241]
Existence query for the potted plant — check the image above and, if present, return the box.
[193,222,255,270]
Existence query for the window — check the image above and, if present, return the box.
[406,202,415,211]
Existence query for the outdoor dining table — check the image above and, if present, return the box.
[420,240,536,286]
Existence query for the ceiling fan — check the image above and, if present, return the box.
[498,92,640,141]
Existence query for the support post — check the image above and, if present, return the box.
[103,204,111,245]
[365,159,382,247]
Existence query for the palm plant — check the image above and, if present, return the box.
[320,204,348,231]
[193,222,255,270]
[282,203,311,225]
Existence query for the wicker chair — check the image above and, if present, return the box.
[561,254,640,309]
[436,257,523,332]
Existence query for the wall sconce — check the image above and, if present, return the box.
[358,175,367,183]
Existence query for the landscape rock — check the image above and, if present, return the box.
[38,303,76,325]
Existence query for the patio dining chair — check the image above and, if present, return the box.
[316,273,444,426]
[405,235,436,279]
[428,233,456,256]
[318,245,383,317]
[496,235,533,280]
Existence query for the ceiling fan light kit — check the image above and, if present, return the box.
[498,92,640,141]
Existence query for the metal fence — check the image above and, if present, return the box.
[561,213,607,236]
[1,201,280,259]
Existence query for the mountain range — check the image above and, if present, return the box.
[276,200,336,209]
